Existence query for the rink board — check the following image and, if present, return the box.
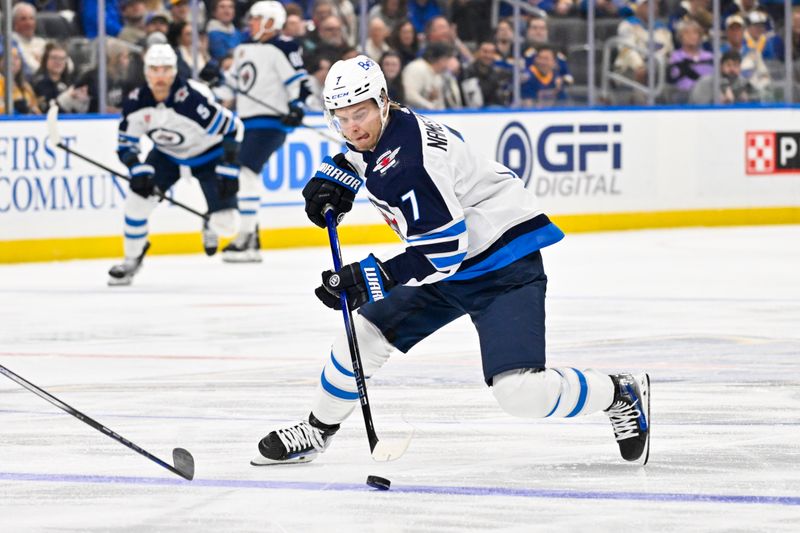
[1,106,799,262]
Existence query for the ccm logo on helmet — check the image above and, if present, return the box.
[330,92,349,100]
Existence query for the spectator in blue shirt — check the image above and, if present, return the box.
[81,0,123,38]
[207,0,243,61]
[408,0,441,34]
[521,45,567,107]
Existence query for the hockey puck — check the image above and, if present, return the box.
[366,475,391,491]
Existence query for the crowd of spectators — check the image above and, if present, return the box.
[2,0,800,115]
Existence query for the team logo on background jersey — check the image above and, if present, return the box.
[746,131,800,175]
[147,128,185,147]
[237,61,257,93]
[373,147,400,174]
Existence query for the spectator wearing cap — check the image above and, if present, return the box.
[145,12,171,37]
[721,13,772,93]
[521,44,567,107]
[387,19,419,66]
[666,18,713,102]
[668,0,713,44]
[402,41,455,110]
[169,0,206,27]
[118,0,148,46]
[689,49,763,103]
[0,47,41,115]
[745,10,781,61]
[461,40,511,108]
[614,0,674,85]
[723,0,767,29]
[11,3,47,73]
[206,0,243,61]
[81,0,124,38]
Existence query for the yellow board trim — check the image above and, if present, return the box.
[2,207,799,264]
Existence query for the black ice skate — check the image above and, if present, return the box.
[202,221,218,256]
[221,224,262,263]
[605,372,650,465]
[251,413,339,466]
[108,241,151,286]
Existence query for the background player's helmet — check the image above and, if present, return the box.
[322,55,389,136]
[249,1,286,40]
[143,44,177,70]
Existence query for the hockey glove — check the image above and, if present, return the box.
[281,100,305,127]
[315,254,396,311]
[302,154,362,228]
[216,163,240,198]
[129,163,156,198]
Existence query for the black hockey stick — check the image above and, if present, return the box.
[221,76,342,144]
[0,364,195,480]
[324,209,412,461]
[46,106,210,222]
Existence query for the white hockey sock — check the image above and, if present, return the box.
[310,316,394,426]
[237,167,261,235]
[492,367,614,419]
[122,192,158,259]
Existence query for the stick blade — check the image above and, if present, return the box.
[370,430,414,462]
[172,448,195,480]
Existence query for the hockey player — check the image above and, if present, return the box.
[109,44,244,286]
[251,56,650,466]
[220,1,311,263]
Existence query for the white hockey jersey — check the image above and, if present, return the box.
[344,107,564,286]
[118,78,243,165]
[229,35,309,120]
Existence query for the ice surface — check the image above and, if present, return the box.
[1,225,799,532]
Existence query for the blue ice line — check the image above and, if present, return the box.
[1,472,798,507]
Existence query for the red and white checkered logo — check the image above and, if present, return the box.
[745,132,776,174]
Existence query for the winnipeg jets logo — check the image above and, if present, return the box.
[373,147,400,174]
[238,62,257,93]
[174,87,189,103]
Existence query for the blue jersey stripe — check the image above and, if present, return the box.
[207,110,223,134]
[124,231,148,239]
[565,368,588,417]
[446,223,564,281]
[429,252,467,269]
[239,209,258,215]
[320,371,358,400]
[164,147,223,166]
[284,71,307,86]
[407,220,467,243]
[330,352,355,377]
[243,117,291,132]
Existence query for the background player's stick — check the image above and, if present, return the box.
[324,209,413,462]
[221,77,343,144]
[46,105,210,222]
[0,364,195,480]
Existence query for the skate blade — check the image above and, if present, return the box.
[635,372,651,466]
[107,276,133,286]
[222,253,263,263]
[250,454,315,466]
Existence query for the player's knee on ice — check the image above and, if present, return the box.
[492,368,614,418]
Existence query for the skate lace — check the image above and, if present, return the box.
[276,422,325,453]
[606,399,642,441]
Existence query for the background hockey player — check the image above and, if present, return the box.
[251,56,651,467]
[220,1,312,263]
[109,44,244,286]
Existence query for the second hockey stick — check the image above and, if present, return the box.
[46,105,210,222]
[0,364,195,480]
[324,209,413,462]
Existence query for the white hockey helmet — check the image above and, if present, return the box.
[143,44,177,69]
[249,1,286,40]
[323,55,389,136]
